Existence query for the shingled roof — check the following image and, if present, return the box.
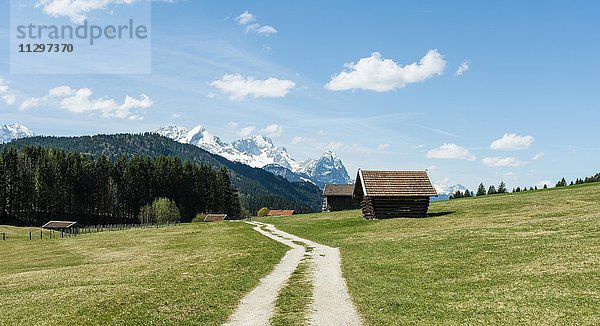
[42,221,77,229]
[323,184,354,196]
[267,210,295,216]
[203,214,228,222]
[354,170,438,197]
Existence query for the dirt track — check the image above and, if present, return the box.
[225,221,362,326]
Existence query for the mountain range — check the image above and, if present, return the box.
[0,124,35,143]
[432,183,468,201]
[155,125,353,189]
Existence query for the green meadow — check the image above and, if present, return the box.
[0,222,287,325]
[1,183,598,325]
[263,183,600,325]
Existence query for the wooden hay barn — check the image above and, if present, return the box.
[267,210,295,217]
[203,214,229,222]
[42,221,77,231]
[353,170,437,219]
[322,184,360,212]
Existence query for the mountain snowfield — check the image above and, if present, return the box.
[0,124,35,143]
[155,125,353,188]
[432,183,468,201]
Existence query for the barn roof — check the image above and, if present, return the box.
[267,210,295,216]
[354,170,438,197]
[323,184,354,196]
[42,221,77,229]
[204,214,227,222]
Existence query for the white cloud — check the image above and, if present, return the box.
[235,11,256,25]
[34,0,166,24]
[292,136,314,145]
[261,124,283,137]
[0,77,16,105]
[454,60,470,76]
[482,156,527,167]
[238,126,256,137]
[537,180,553,188]
[246,24,277,35]
[326,141,344,151]
[490,133,535,150]
[20,86,152,120]
[235,10,278,36]
[210,74,295,101]
[2,95,16,105]
[325,50,446,92]
[20,97,45,110]
[427,165,438,171]
[318,130,327,136]
[426,143,475,161]
[378,143,390,150]
[502,172,518,181]
[227,122,239,130]
[532,152,545,160]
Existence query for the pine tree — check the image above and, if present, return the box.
[498,182,507,194]
[476,183,487,196]
[487,185,497,195]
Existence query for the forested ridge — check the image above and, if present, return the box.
[6,133,322,218]
[0,145,242,226]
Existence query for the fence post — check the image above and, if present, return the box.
[40,230,43,239]
[29,231,32,240]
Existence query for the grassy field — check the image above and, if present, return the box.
[263,183,600,325]
[0,222,287,325]
[271,257,313,326]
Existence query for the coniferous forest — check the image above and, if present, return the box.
[8,134,323,215]
[0,146,241,226]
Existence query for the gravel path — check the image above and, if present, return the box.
[225,221,362,326]
[224,222,305,326]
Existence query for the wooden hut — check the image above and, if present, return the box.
[203,214,229,222]
[267,210,295,217]
[42,221,77,231]
[353,170,437,219]
[322,184,360,212]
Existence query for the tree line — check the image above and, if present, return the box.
[0,146,241,226]
[451,172,600,200]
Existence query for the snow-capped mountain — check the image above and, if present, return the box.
[0,124,35,143]
[154,125,353,188]
[433,183,468,201]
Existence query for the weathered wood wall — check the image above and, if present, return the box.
[360,196,430,219]
[325,196,361,212]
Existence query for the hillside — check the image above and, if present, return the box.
[263,183,600,324]
[6,134,322,214]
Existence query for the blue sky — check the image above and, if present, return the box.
[1,0,599,191]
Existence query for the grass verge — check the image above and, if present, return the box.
[271,256,314,326]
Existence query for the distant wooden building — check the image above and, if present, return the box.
[203,214,229,222]
[353,170,437,219]
[267,210,295,217]
[322,184,360,212]
[42,221,77,231]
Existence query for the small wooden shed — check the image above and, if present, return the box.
[353,170,437,219]
[42,221,77,231]
[267,210,295,217]
[203,214,229,222]
[322,184,360,212]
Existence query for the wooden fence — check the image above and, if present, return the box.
[0,222,179,241]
